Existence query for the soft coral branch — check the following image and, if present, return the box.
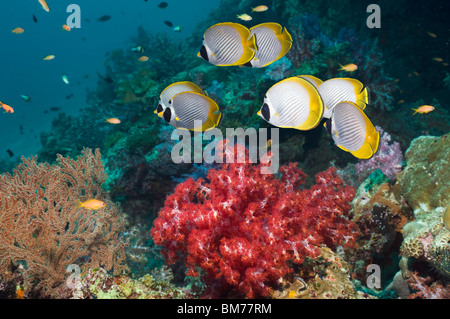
[151,141,358,298]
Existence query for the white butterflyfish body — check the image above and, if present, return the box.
[257,76,323,130]
[156,81,205,117]
[163,92,222,131]
[326,101,379,159]
[318,78,369,118]
[198,22,256,66]
[244,22,292,68]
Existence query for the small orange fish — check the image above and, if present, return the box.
[338,63,358,72]
[237,14,252,21]
[0,101,14,113]
[138,56,149,62]
[16,288,25,299]
[12,27,24,34]
[432,57,443,62]
[397,100,405,104]
[426,31,437,38]
[43,55,55,61]
[105,118,121,124]
[443,62,449,67]
[78,199,106,210]
[412,105,434,115]
[38,0,50,12]
[62,24,71,31]
[251,5,268,12]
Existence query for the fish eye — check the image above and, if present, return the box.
[261,103,270,121]
[157,104,163,113]
[199,45,209,61]
[163,108,172,123]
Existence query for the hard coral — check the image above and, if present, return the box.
[394,134,450,212]
[151,141,358,298]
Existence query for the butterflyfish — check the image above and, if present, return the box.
[162,92,222,131]
[197,22,256,66]
[156,81,205,118]
[325,101,379,159]
[296,75,323,89]
[318,78,369,119]
[242,22,292,68]
[257,76,324,130]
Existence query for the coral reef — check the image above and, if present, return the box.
[399,207,450,279]
[355,126,404,182]
[348,170,413,282]
[272,246,376,299]
[151,141,358,298]
[0,148,128,298]
[70,266,190,299]
[406,272,449,299]
[393,134,449,212]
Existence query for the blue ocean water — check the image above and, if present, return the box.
[0,0,220,159]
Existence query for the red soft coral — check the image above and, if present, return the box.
[151,142,358,298]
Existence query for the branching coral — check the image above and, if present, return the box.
[0,148,128,298]
[151,141,358,298]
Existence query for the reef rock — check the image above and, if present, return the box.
[271,247,376,299]
[393,134,449,213]
[399,207,450,279]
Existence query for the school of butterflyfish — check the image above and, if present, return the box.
[155,21,380,159]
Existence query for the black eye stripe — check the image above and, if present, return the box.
[163,108,172,123]
[325,119,332,135]
[157,104,163,112]
[261,103,270,121]
[199,45,208,61]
